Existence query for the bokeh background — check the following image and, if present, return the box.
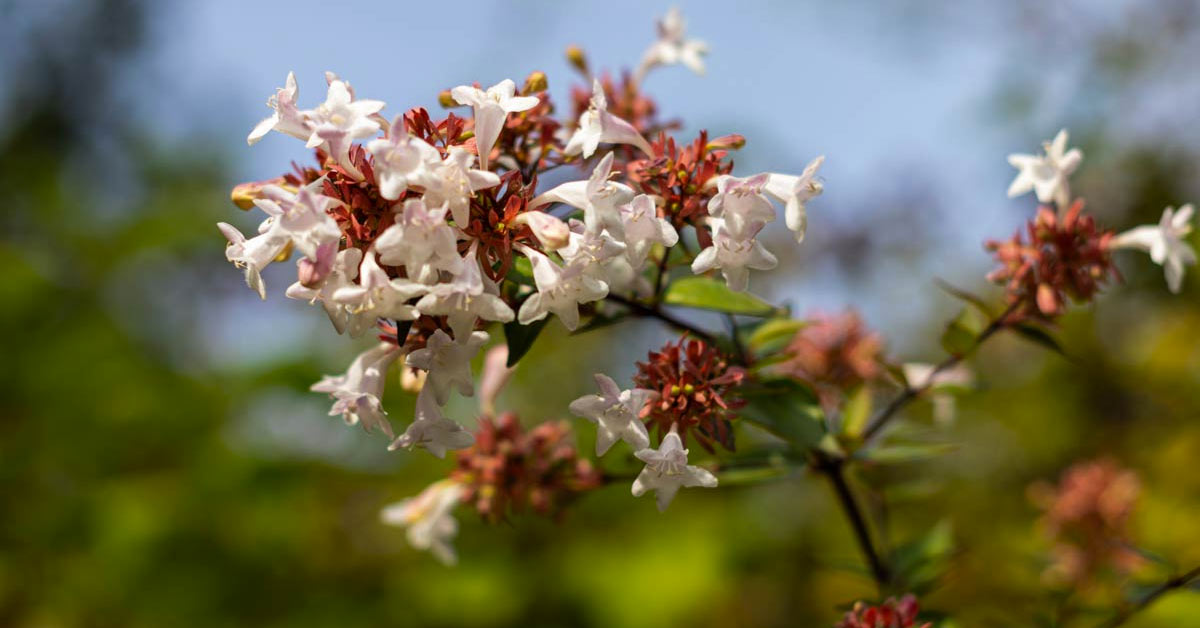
[2,0,1199,625]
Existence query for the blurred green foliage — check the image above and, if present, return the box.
[1,1,1198,626]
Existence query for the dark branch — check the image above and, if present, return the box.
[605,293,720,344]
[1100,565,1200,628]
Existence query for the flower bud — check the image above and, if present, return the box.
[230,178,283,210]
[438,89,457,108]
[513,211,570,251]
[706,134,746,151]
[522,71,548,95]
[296,241,336,287]
[565,45,589,76]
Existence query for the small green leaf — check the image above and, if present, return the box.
[503,317,549,366]
[891,520,955,594]
[662,277,776,316]
[506,256,535,287]
[738,378,826,449]
[747,318,806,353]
[935,278,995,317]
[940,308,985,357]
[841,385,872,438]
[1012,323,1068,357]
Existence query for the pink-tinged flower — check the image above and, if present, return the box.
[216,220,290,300]
[631,425,718,512]
[691,218,778,292]
[286,247,364,335]
[450,79,540,170]
[765,155,825,243]
[331,252,427,332]
[564,80,654,158]
[246,71,311,145]
[512,211,571,251]
[380,479,465,565]
[835,595,930,628]
[530,152,635,237]
[635,7,709,82]
[253,183,343,261]
[1007,128,1082,209]
[305,74,386,177]
[706,173,776,240]
[418,146,502,227]
[405,329,489,406]
[310,342,402,438]
[558,219,627,277]
[1113,204,1196,293]
[389,387,474,458]
[569,373,653,456]
[366,116,441,200]
[515,246,609,331]
[619,194,678,269]
[373,198,463,284]
[414,245,514,341]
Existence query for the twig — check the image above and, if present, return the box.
[1099,565,1200,628]
[815,454,891,591]
[605,293,719,344]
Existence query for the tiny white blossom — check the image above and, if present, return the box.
[1113,204,1197,293]
[253,184,343,261]
[374,198,463,284]
[305,75,386,177]
[691,218,777,292]
[530,152,635,237]
[247,71,311,145]
[569,374,653,456]
[414,245,514,340]
[558,219,627,275]
[706,174,776,240]
[764,155,825,243]
[380,479,465,565]
[366,117,441,200]
[631,426,718,512]
[405,329,489,406]
[1007,129,1082,209]
[450,79,540,170]
[389,387,474,458]
[310,342,401,437]
[287,247,363,334]
[563,81,653,158]
[516,246,609,331]
[620,194,679,268]
[216,220,289,300]
[332,252,427,331]
[418,146,502,227]
[636,7,709,81]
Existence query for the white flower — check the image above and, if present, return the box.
[569,373,653,456]
[216,219,290,300]
[530,152,635,237]
[516,246,609,331]
[247,71,311,145]
[304,75,386,177]
[418,146,502,227]
[1007,129,1082,209]
[366,117,441,200]
[512,211,571,251]
[373,198,463,284]
[706,173,776,240]
[636,7,709,81]
[450,79,540,170]
[764,155,825,243]
[332,252,427,330]
[287,247,364,334]
[253,184,343,261]
[691,218,777,292]
[558,219,627,275]
[619,194,678,268]
[405,329,489,406]
[389,387,474,458]
[414,245,514,340]
[631,426,718,512]
[310,342,401,437]
[380,479,465,565]
[1113,204,1197,293]
[563,81,653,158]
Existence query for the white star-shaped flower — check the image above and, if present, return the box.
[706,173,777,240]
[691,218,777,292]
[305,74,386,177]
[1007,129,1082,209]
[418,146,502,227]
[631,426,718,512]
[450,79,540,170]
[1113,204,1196,293]
[247,71,311,145]
[764,155,825,243]
[405,329,489,406]
[216,220,290,300]
[515,246,609,331]
[287,247,364,334]
[530,152,635,237]
[563,81,653,158]
[253,183,343,261]
[380,479,465,565]
[310,342,402,437]
[414,244,514,340]
[619,194,679,269]
[569,373,653,456]
[635,7,709,82]
[332,252,427,332]
[388,387,474,458]
[366,117,441,200]
[373,198,464,284]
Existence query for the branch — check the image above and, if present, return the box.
[1100,564,1200,628]
[815,454,892,590]
[605,293,720,345]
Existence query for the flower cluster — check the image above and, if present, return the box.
[777,310,886,408]
[634,337,746,452]
[835,595,930,628]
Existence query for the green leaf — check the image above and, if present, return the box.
[1012,323,1068,357]
[940,308,985,357]
[738,378,826,449]
[891,520,955,594]
[746,318,806,354]
[503,317,549,366]
[505,256,535,287]
[662,277,776,316]
[856,442,958,464]
[935,278,995,317]
[840,385,872,438]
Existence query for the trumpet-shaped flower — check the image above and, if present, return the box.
[636,7,709,81]
[569,373,653,456]
[373,198,463,284]
[247,71,311,145]
[389,388,475,458]
[619,194,678,268]
[305,75,385,176]
[450,79,540,170]
[707,173,776,240]
[691,218,777,292]
[1007,129,1082,209]
[631,426,718,512]
[287,247,364,334]
[558,219,627,276]
[405,329,489,406]
[216,220,290,300]
[530,152,635,237]
[1113,204,1196,293]
[414,247,514,340]
[310,342,402,437]
[332,252,427,330]
[380,479,465,565]
[253,184,342,260]
[764,155,825,243]
[563,81,653,158]
[418,146,502,227]
[366,117,441,200]
[516,246,609,331]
